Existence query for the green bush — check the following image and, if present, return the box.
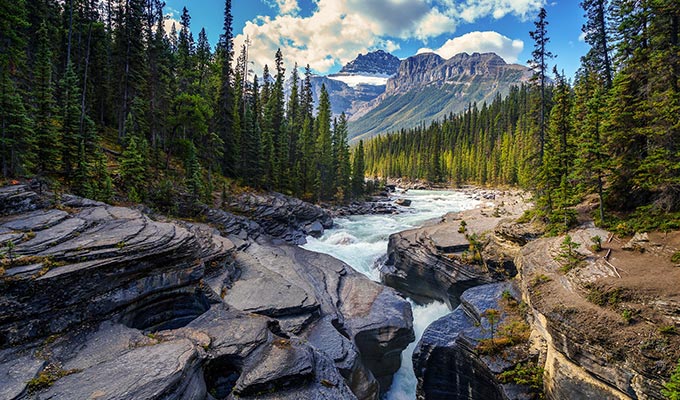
[499,362,544,396]
[555,235,583,273]
[663,359,680,400]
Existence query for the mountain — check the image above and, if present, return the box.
[336,49,401,76]
[347,52,532,141]
[293,50,400,117]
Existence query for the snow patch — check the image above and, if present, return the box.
[327,74,392,88]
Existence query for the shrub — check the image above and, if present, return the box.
[663,359,680,400]
[659,325,678,335]
[531,274,551,287]
[498,362,544,395]
[26,364,80,392]
[590,235,602,252]
[555,235,583,273]
[586,286,622,307]
[672,252,680,265]
[622,310,633,324]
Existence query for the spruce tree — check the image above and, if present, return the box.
[60,62,83,179]
[529,7,554,165]
[332,113,351,200]
[33,21,61,174]
[351,140,366,198]
[217,0,235,177]
[315,84,333,200]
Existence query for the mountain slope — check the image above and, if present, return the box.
[294,50,400,117]
[348,52,531,141]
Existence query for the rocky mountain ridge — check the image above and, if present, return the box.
[337,50,401,76]
[348,52,532,141]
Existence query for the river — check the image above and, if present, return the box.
[302,189,481,399]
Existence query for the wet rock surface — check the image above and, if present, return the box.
[0,185,414,400]
[413,282,535,400]
[225,192,333,245]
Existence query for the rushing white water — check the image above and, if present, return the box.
[302,189,481,399]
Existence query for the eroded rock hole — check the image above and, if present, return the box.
[122,289,211,333]
[204,356,242,400]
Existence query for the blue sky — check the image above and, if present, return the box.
[164,0,589,79]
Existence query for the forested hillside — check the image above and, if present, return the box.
[0,0,365,208]
[365,1,680,232]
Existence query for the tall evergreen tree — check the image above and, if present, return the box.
[351,140,366,198]
[333,113,352,200]
[581,0,613,87]
[315,84,333,200]
[217,0,235,177]
[529,7,554,165]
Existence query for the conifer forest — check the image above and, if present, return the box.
[0,0,679,230]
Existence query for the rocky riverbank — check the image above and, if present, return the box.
[379,187,679,399]
[0,184,414,400]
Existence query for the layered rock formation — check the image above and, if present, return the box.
[0,185,414,399]
[382,187,677,400]
[381,190,530,308]
[224,191,333,245]
[516,226,680,399]
[413,282,535,400]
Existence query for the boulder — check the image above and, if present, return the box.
[621,232,649,252]
[219,239,415,395]
[395,198,411,207]
[413,282,535,400]
[381,225,495,308]
[226,192,333,245]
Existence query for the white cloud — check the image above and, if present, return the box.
[443,0,545,23]
[235,0,542,75]
[265,0,300,15]
[417,31,524,63]
[578,31,586,42]
[235,0,455,75]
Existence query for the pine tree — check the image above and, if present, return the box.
[176,6,195,93]
[120,114,149,201]
[573,71,608,222]
[33,21,61,174]
[581,0,613,87]
[351,140,366,198]
[0,0,34,177]
[332,113,351,200]
[544,67,575,227]
[60,62,83,179]
[185,140,203,199]
[315,84,333,200]
[217,0,235,177]
[529,7,554,165]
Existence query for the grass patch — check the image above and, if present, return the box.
[586,286,623,307]
[498,362,544,398]
[672,251,680,265]
[659,325,678,335]
[26,364,81,392]
[531,274,551,287]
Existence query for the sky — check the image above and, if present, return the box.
[164,0,589,80]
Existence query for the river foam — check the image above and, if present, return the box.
[302,189,480,398]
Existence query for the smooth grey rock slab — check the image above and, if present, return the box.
[0,209,68,232]
[234,339,315,396]
[40,339,200,400]
[0,352,45,400]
